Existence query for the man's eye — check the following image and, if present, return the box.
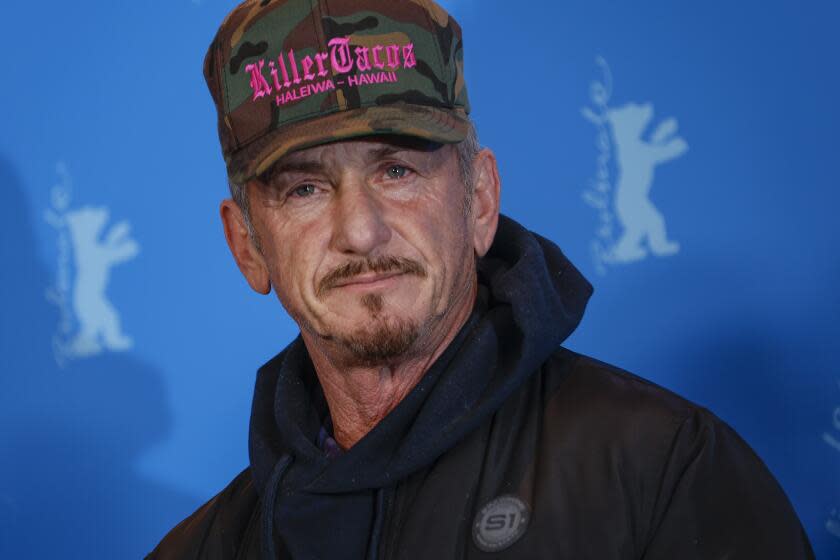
[385,165,409,179]
[290,183,317,197]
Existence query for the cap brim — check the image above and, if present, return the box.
[226,103,470,184]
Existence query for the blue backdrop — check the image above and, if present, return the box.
[1,1,837,557]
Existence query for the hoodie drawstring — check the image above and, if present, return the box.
[261,453,294,560]
[366,486,388,560]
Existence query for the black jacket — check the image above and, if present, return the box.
[149,215,814,559]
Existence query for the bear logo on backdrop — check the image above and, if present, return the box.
[581,56,688,275]
[44,162,140,367]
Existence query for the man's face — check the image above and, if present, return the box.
[245,136,480,366]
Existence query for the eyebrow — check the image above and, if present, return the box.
[368,145,409,160]
[264,160,325,180]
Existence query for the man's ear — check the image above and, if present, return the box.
[220,197,271,295]
[469,148,501,258]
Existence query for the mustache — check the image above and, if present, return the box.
[317,256,427,298]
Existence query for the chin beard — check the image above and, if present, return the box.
[337,316,420,367]
[320,292,425,367]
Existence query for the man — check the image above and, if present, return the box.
[150,0,814,558]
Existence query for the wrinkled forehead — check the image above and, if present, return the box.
[259,134,451,179]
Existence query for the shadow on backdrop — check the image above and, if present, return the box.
[0,155,199,558]
[676,317,839,556]
[591,258,838,556]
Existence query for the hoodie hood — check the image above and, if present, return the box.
[248,214,593,558]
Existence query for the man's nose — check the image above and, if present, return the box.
[329,176,392,255]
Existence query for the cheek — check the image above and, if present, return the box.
[263,226,321,306]
[436,203,475,293]
[399,194,471,290]
[426,189,471,254]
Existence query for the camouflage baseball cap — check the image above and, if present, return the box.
[204,0,471,184]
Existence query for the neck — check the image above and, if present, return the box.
[301,279,477,450]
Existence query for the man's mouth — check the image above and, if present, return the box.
[332,271,405,289]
